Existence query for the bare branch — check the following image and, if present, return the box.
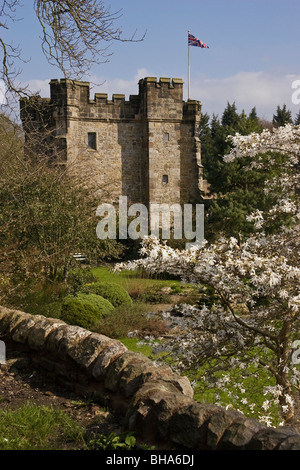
[34,0,145,79]
[0,1,31,102]
[0,0,145,100]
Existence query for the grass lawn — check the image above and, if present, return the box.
[0,404,85,450]
[119,337,154,357]
[91,266,184,293]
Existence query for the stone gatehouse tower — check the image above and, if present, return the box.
[20,77,203,207]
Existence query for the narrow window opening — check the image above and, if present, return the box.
[164,132,169,141]
[88,132,97,150]
[162,174,169,183]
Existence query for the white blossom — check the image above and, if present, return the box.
[116,124,300,426]
[262,400,270,411]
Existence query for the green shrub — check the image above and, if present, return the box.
[67,268,98,294]
[14,280,68,317]
[75,293,114,315]
[60,295,113,330]
[136,290,171,304]
[171,285,183,294]
[87,431,136,450]
[95,302,167,339]
[81,281,132,308]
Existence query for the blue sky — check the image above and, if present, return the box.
[5,0,300,120]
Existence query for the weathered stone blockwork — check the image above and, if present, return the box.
[20,77,203,207]
[1,306,300,450]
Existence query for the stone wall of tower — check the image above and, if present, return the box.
[20,77,202,208]
[139,77,184,207]
[181,100,203,204]
[48,79,145,204]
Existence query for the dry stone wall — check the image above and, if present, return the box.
[1,305,300,450]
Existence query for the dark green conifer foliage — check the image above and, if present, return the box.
[272,104,293,127]
[199,102,288,242]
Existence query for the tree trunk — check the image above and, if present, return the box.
[277,316,294,423]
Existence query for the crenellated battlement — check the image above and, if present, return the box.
[48,79,141,121]
[46,77,189,122]
[49,76,184,99]
[138,76,184,93]
[22,77,199,123]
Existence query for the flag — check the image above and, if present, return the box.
[188,33,209,48]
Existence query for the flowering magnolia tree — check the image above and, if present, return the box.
[225,124,300,231]
[116,124,300,426]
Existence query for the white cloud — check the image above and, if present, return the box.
[88,68,152,98]
[189,71,300,120]
[25,69,152,100]
[25,79,52,97]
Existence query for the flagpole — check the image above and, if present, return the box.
[188,30,190,100]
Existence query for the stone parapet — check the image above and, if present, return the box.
[1,306,300,450]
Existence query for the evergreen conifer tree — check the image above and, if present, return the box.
[272,104,293,127]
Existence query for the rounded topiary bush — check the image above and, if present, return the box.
[60,294,114,330]
[81,281,133,308]
[60,297,101,330]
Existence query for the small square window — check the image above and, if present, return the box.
[162,174,169,183]
[88,132,97,150]
[164,132,169,141]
